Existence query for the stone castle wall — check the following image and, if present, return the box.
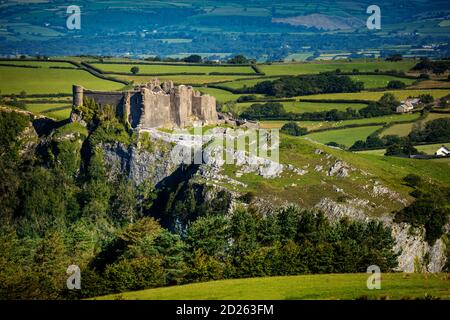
[72,79,218,129]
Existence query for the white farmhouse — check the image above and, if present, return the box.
[435,145,450,157]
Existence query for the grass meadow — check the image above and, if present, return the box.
[0,66,124,94]
[90,63,256,75]
[259,60,416,76]
[95,273,450,300]
[305,125,384,147]
[300,89,450,101]
[260,113,420,130]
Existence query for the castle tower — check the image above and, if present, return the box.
[73,85,84,107]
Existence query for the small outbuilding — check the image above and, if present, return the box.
[435,145,450,157]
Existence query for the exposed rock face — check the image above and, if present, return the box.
[101,139,178,186]
[316,197,448,273]
[72,79,218,129]
[391,223,447,273]
[327,160,350,177]
[315,197,368,222]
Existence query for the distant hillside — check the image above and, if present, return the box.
[272,13,364,30]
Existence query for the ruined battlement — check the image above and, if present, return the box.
[72,79,218,129]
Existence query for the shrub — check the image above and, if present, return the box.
[130,66,139,74]
[403,174,422,188]
[280,122,308,136]
[387,80,406,89]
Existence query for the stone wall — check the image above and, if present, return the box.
[72,80,218,129]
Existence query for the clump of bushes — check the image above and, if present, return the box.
[280,122,308,136]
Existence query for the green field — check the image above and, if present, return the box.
[234,101,367,115]
[301,89,450,101]
[259,60,416,76]
[90,63,256,75]
[261,113,420,130]
[119,74,253,85]
[95,273,450,300]
[305,125,383,147]
[216,77,279,90]
[349,75,415,89]
[359,143,450,156]
[381,112,450,137]
[25,103,72,120]
[215,74,415,91]
[44,108,72,120]
[0,66,124,94]
[196,87,260,102]
[0,60,76,68]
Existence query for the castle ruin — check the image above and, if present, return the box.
[72,79,218,129]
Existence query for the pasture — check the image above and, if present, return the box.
[234,101,367,115]
[118,74,253,85]
[381,112,450,137]
[258,60,416,76]
[0,66,124,94]
[196,87,257,103]
[0,60,76,68]
[357,143,449,156]
[89,63,256,75]
[349,75,415,89]
[25,103,71,120]
[261,113,420,130]
[216,77,279,90]
[95,273,450,300]
[305,125,383,147]
[300,89,450,101]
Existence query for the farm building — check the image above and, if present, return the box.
[396,98,420,113]
[435,145,450,157]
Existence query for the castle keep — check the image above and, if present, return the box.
[72,79,218,128]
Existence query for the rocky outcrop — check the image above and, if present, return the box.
[100,127,447,273]
[316,197,448,272]
[101,137,178,186]
[391,223,447,272]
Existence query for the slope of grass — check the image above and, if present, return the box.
[260,113,420,130]
[25,103,72,120]
[259,60,416,76]
[217,77,279,90]
[0,60,76,68]
[196,87,263,102]
[300,89,450,101]
[233,101,367,115]
[90,63,256,74]
[188,134,449,215]
[381,113,450,137]
[358,143,450,156]
[119,74,253,85]
[349,75,415,89]
[0,66,124,94]
[213,74,415,92]
[95,273,450,300]
[306,126,383,147]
